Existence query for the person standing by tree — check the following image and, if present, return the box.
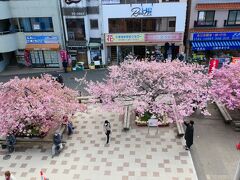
[184,120,194,150]
[103,120,111,145]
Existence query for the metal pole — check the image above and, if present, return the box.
[234,160,240,180]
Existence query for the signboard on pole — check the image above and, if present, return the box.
[208,58,219,74]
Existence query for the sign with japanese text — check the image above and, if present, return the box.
[105,32,183,44]
[26,36,58,44]
[232,57,240,64]
[60,50,68,61]
[105,33,145,43]
[193,32,240,41]
[63,7,86,16]
[208,59,219,74]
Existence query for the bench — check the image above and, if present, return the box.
[176,122,185,137]
[0,124,66,154]
[215,101,232,123]
[77,96,100,104]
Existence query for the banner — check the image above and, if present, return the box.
[232,57,240,64]
[105,32,183,44]
[105,33,144,43]
[208,59,219,74]
[60,50,68,62]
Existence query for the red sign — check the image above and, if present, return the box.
[144,32,183,42]
[208,59,219,74]
[232,57,240,64]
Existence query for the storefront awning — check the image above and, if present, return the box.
[25,44,60,51]
[191,40,240,51]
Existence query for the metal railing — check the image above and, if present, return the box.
[194,20,217,27]
[224,20,240,27]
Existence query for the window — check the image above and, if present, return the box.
[227,10,240,25]
[19,17,53,32]
[90,19,98,29]
[197,11,215,23]
[66,18,85,41]
[108,17,176,33]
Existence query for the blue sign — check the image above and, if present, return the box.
[191,40,240,51]
[26,36,59,44]
[193,32,240,41]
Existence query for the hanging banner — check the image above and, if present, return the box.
[232,57,240,64]
[60,50,68,62]
[208,58,219,74]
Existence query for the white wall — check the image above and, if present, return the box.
[102,3,187,33]
[9,0,65,49]
[0,33,17,53]
[0,1,12,20]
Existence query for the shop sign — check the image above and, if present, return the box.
[145,33,183,42]
[26,36,58,44]
[65,0,81,5]
[208,58,219,74]
[193,32,240,41]
[148,118,158,127]
[105,33,144,43]
[232,57,240,64]
[131,7,152,17]
[105,32,183,43]
[102,0,120,4]
[63,7,86,16]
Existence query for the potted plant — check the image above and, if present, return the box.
[89,62,95,69]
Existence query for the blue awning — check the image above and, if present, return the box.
[191,40,240,51]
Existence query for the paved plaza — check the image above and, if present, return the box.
[0,105,197,180]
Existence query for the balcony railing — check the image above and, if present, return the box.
[224,20,240,27]
[194,20,217,27]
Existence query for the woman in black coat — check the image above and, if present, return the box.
[184,120,194,150]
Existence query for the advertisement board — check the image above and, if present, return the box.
[26,36,59,44]
[193,32,240,41]
[208,59,219,74]
[105,32,183,44]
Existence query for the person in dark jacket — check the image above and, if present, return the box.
[103,120,111,144]
[184,120,194,150]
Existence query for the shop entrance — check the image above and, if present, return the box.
[134,46,145,59]
[30,50,59,68]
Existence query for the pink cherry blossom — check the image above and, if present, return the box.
[86,60,210,123]
[210,62,240,110]
[0,74,86,136]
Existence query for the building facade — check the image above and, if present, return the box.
[0,0,65,71]
[186,0,240,62]
[61,0,103,68]
[101,0,187,64]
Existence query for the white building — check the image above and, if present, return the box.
[0,0,65,71]
[101,0,187,64]
[61,0,104,68]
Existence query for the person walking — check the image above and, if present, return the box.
[103,120,111,145]
[5,171,16,180]
[184,120,194,150]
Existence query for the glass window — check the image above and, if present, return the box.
[66,18,85,41]
[109,17,175,33]
[19,17,53,32]
[90,19,98,29]
[198,11,215,22]
[228,10,240,25]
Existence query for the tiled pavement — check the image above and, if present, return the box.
[0,105,198,180]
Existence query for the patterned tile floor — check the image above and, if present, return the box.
[0,105,198,180]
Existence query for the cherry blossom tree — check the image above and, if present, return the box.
[210,62,240,110]
[0,74,86,137]
[86,60,210,123]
